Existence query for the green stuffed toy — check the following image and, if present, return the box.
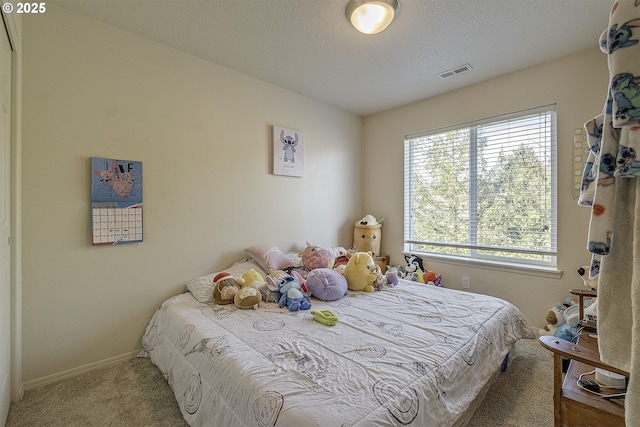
[310,310,339,326]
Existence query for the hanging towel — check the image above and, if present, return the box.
[585,1,640,424]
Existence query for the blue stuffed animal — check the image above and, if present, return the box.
[554,304,580,342]
[276,276,311,311]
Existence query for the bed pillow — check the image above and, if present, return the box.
[244,244,294,273]
[186,258,267,303]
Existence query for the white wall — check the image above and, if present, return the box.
[362,48,608,325]
[21,5,362,383]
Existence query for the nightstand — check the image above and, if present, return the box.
[539,333,627,426]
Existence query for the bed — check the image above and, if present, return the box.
[140,256,536,426]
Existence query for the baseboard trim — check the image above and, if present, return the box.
[23,350,141,391]
[11,384,24,403]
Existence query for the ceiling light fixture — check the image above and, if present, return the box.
[345,0,400,35]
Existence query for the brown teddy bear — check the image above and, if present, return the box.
[212,272,241,305]
[234,269,264,309]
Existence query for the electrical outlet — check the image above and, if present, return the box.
[462,277,471,289]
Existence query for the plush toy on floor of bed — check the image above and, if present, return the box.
[234,269,265,309]
[206,244,441,315]
[266,274,312,312]
[212,272,242,305]
[387,254,443,287]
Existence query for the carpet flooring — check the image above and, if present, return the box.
[6,337,553,426]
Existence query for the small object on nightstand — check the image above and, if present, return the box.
[578,379,601,393]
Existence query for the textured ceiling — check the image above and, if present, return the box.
[49,0,613,116]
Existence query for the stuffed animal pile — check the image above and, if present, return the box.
[539,298,581,342]
[387,254,443,286]
[209,243,445,315]
[212,270,264,310]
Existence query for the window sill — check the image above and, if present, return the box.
[402,251,563,279]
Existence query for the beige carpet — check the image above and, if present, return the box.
[7,338,553,426]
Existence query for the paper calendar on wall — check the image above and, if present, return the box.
[91,157,143,245]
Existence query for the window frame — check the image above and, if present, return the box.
[403,105,558,271]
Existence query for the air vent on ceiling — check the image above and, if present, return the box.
[437,63,473,79]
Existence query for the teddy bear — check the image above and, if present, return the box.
[343,251,377,292]
[212,272,241,305]
[233,269,264,309]
[539,305,567,336]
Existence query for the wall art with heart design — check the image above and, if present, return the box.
[91,157,143,245]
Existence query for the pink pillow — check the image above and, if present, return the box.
[244,244,293,273]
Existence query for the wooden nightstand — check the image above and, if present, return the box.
[540,333,627,426]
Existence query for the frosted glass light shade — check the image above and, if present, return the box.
[345,0,399,35]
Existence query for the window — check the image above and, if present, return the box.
[404,105,557,268]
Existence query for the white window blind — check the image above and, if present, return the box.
[404,105,557,266]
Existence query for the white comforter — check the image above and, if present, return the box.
[141,280,535,426]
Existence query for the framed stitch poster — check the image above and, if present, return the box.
[91,157,143,245]
[272,125,304,177]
